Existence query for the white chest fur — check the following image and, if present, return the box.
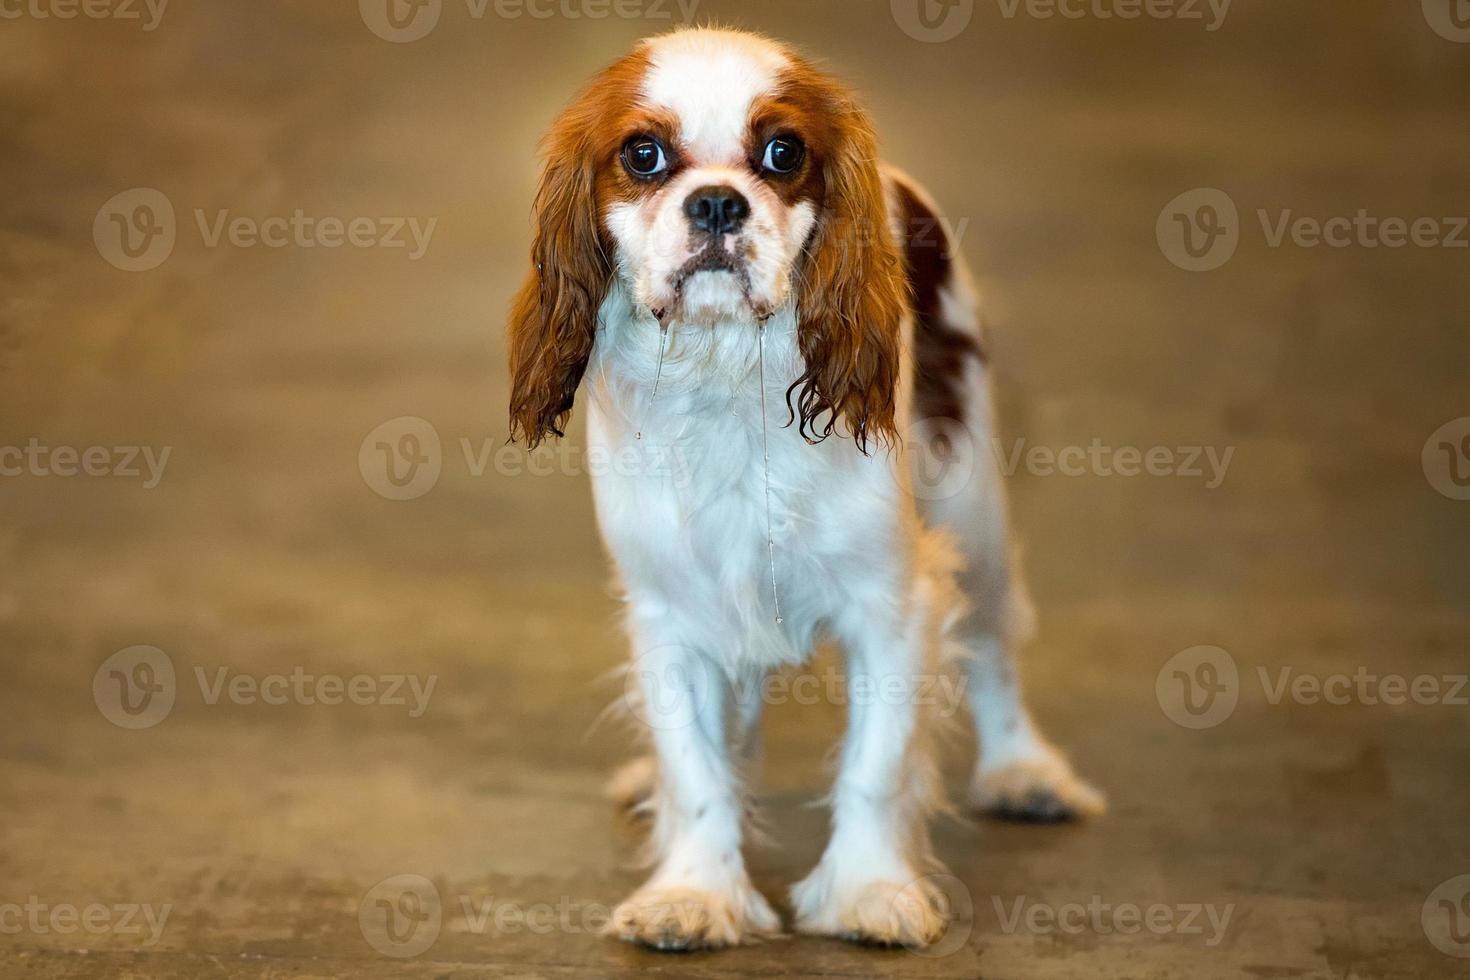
[584,285,909,672]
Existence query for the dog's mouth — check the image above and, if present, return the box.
[656,246,775,323]
[675,246,742,280]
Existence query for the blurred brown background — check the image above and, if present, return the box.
[1,1,1467,977]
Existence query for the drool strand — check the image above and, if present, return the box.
[635,316,669,441]
[757,322,784,626]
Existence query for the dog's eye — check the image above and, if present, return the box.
[761,136,805,175]
[622,137,668,178]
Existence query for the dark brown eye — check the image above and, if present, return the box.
[761,136,805,174]
[622,137,668,177]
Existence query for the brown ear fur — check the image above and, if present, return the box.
[508,54,648,446]
[789,79,907,452]
[507,151,606,446]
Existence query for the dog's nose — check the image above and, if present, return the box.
[683,185,750,236]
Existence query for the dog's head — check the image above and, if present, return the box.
[508,28,906,450]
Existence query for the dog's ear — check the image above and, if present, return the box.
[507,95,615,447]
[790,91,907,453]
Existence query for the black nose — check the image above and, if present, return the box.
[683,185,750,236]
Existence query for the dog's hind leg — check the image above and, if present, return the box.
[887,166,1104,822]
[958,605,1106,821]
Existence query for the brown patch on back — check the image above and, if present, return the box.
[891,176,985,426]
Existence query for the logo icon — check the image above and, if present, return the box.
[94,189,176,272]
[359,416,442,501]
[1423,418,1470,501]
[897,873,974,957]
[891,0,974,42]
[623,646,719,732]
[1156,188,1239,272]
[360,874,442,958]
[904,417,976,501]
[360,0,442,42]
[1423,874,1470,957]
[1156,645,1238,729]
[93,646,177,730]
[1423,0,1470,42]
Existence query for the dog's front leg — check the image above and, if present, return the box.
[791,598,948,948]
[606,666,767,814]
[607,629,778,950]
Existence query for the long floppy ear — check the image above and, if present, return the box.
[790,93,907,452]
[507,112,614,447]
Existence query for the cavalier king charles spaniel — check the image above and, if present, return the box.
[507,27,1103,952]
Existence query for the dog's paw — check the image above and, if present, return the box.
[604,755,657,814]
[792,871,946,949]
[970,749,1106,822]
[606,882,779,951]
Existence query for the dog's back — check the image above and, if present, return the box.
[885,168,1105,821]
[885,168,1024,642]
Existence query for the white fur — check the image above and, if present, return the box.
[642,30,789,162]
[604,32,812,325]
[573,29,1102,951]
[589,279,948,948]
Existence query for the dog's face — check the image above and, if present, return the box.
[602,34,823,325]
[508,29,907,449]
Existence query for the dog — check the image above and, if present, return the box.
[506,27,1103,951]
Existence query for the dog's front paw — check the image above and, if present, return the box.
[970,747,1106,822]
[791,866,946,949]
[606,882,779,951]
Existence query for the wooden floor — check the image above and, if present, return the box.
[1,2,1468,977]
